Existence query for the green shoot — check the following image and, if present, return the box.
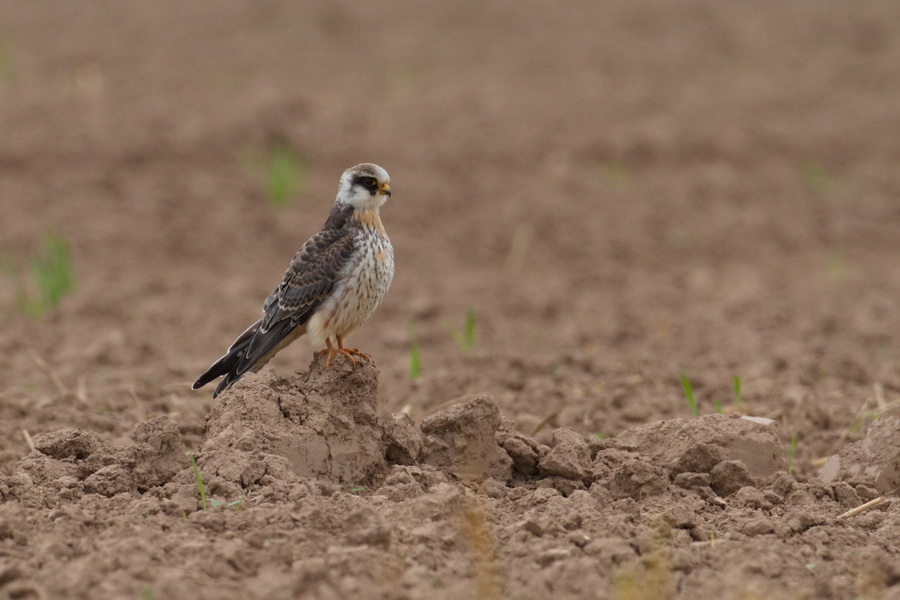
[733,376,745,412]
[713,399,724,414]
[801,162,839,196]
[242,142,308,209]
[680,373,698,417]
[599,162,629,189]
[450,308,476,354]
[265,143,307,208]
[188,453,207,511]
[141,587,157,600]
[827,249,847,284]
[0,37,11,82]
[408,321,421,381]
[13,233,76,318]
[787,435,798,475]
[350,486,366,494]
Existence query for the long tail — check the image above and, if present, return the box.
[193,318,304,398]
[192,320,261,398]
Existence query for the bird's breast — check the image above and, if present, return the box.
[307,222,393,346]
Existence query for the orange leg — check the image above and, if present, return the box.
[314,338,333,364]
[337,335,370,363]
[316,336,369,368]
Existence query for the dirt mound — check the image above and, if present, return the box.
[820,416,900,494]
[2,362,897,599]
[421,395,512,484]
[7,416,187,502]
[197,355,388,500]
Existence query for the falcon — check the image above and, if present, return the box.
[192,163,395,398]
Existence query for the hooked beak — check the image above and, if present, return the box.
[378,182,392,196]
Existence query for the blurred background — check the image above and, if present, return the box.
[1,0,899,463]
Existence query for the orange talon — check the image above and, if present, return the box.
[348,349,370,362]
[317,337,368,368]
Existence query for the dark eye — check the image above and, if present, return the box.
[362,177,377,188]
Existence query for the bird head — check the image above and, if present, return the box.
[336,163,392,210]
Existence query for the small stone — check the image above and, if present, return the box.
[567,532,591,547]
[673,472,711,490]
[819,417,900,494]
[536,548,572,567]
[615,414,787,478]
[731,486,770,510]
[762,490,783,506]
[477,478,507,499]
[669,506,697,529]
[540,476,585,497]
[784,510,822,533]
[855,484,880,502]
[741,518,775,536]
[501,433,540,476]
[830,481,861,509]
[771,472,798,498]
[538,428,591,481]
[710,461,755,497]
[344,508,392,548]
[523,519,545,537]
[33,429,103,460]
[383,413,423,465]
[83,465,135,497]
[608,459,668,500]
[421,396,512,483]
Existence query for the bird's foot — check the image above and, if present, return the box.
[346,348,371,362]
[317,347,369,368]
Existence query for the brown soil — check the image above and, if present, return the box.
[2,1,900,598]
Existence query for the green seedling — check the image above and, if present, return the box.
[0,37,11,82]
[141,587,157,600]
[787,435,798,475]
[449,308,476,354]
[827,249,847,284]
[208,497,244,509]
[801,162,840,196]
[733,376,745,412]
[350,486,366,494]
[600,162,629,189]
[265,143,307,208]
[243,142,308,209]
[188,453,207,511]
[408,321,421,381]
[680,373,699,417]
[13,233,76,318]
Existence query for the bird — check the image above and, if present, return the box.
[192,163,395,398]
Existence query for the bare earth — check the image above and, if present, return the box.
[1,1,899,599]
